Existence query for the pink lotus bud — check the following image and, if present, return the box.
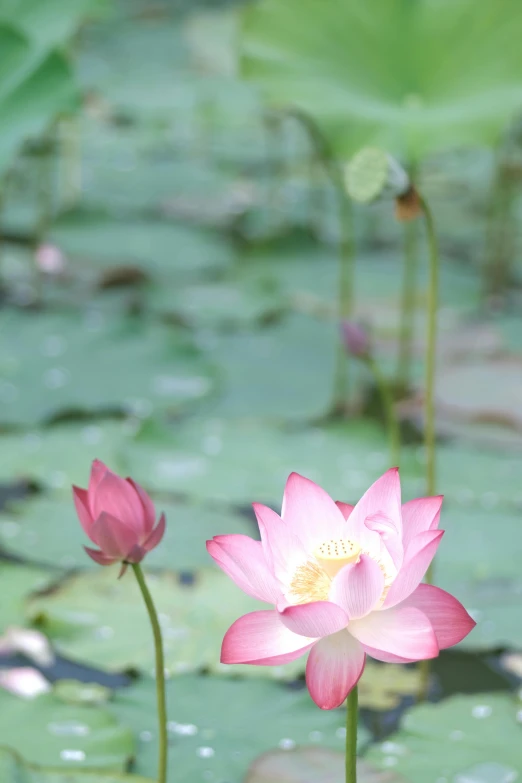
[341,321,371,359]
[35,243,66,275]
[72,460,166,570]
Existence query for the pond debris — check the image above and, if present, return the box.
[0,626,54,666]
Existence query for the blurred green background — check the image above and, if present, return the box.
[0,1,521,781]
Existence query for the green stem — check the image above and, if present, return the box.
[417,195,439,704]
[328,170,355,414]
[345,686,358,783]
[368,356,400,467]
[421,196,439,507]
[131,563,168,783]
[286,110,355,413]
[396,218,418,392]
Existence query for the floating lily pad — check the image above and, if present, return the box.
[0,686,134,770]
[358,663,420,713]
[50,210,236,278]
[0,746,154,783]
[437,444,522,510]
[121,416,417,505]
[27,567,304,679]
[110,675,369,782]
[149,276,285,329]
[208,314,338,419]
[430,357,522,448]
[0,422,129,490]
[0,563,53,632]
[245,747,404,783]
[0,310,216,426]
[365,693,522,782]
[0,494,252,572]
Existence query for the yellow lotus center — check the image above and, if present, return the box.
[289,537,361,604]
[314,538,361,578]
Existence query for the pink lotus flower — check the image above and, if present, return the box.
[73,460,166,570]
[207,469,475,709]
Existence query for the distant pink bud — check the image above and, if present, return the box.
[0,667,50,699]
[73,460,166,568]
[35,244,66,275]
[341,321,371,359]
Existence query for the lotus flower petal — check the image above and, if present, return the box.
[330,555,384,619]
[91,472,145,531]
[279,601,349,638]
[401,495,443,550]
[207,534,281,604]
[143,513,166,553]
[72,486,95,541]
[347,468,402,547]
[84,546,117,566]
[305,631,365,709]
[383,530,444,609]
[90,512,139,559]
[221,610,316,665]
[350,605,439,662]
[128,478,157,535]
[281,473,346,551]
[402,583,476,648]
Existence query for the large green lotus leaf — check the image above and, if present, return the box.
[0,746,154,783]
[109,675,368,782]
[27,567,306,679]
[366,693,522,782]
[120,416,421,504]
[0,309,215,426]
[0,50,77,176]
[0,0,106,51]
[0,687,134,771]
[240,0,522,159]
[0,24,34,100]
[0,495,252,572]
[0,562,53,631]
[245,747,404,783]
[0,422,128,490]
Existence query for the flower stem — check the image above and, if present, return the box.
[345,685,358,783]
[368,356,400,467]
[396,217,418,392]
[333,173,355,411]
[131,563,168,783]
[287,109,355,414]
[417,195,439,704]
[420,195,439,528]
